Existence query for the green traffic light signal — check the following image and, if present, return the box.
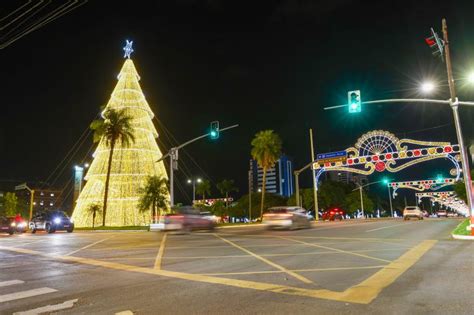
[210,121,219,139]
[382,178,389,185]
[348,90,361,113]
[436,175,443,183]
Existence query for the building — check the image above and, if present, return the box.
[16,187,64,213]
[249,155,294,197]
[326,172,368,186]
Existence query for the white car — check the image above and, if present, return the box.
[403,206,423,220]
[263,206,311,230]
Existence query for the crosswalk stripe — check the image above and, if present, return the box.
[0,288,57,303]
[0,280,24,287]
[13,298,78,315]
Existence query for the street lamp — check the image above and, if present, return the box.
[187,178,201,202]
[420,81,435,94]
[352,179,393,218]
[467,72,474,84]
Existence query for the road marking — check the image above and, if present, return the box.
[115,311,134,315]
[65,236,115,256]
[366,222,415,232]
[0,280,24,287]
[278,236,392,264]
[341,240,437,303]
[213,234,313,284]
[200,265,386,276]
[0,288,57,303]
[13,298,78,315]
[0,240,437,304]
[154,233,167,270]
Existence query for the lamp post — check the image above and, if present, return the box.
[352,179,393,218]
[187,178,201,203]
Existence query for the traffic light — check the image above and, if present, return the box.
[210,121,219,139]
[382,178,389,185]
[348,90,361,113]
[436,174,443,183]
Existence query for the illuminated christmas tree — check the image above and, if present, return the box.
[72,41,169,227]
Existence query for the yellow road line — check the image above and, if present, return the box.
[65,237,115,256]
[0,240,437,304]
[340,240,437,303]
[217,233,406,242]
[213,234,313,284]
[154,233,167,270]
[278,236,392,264]
[200,265,386,276]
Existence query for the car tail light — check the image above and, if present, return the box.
[330,211,335,214]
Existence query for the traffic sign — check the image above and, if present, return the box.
[14,183,27,191]
[316,151,347,163]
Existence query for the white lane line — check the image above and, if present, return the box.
[0,288,57,303]
[115,311,134,315]
[366,222,415,232]
[13,298,78,315]
[64,236,114,256]
[0,280,24,287]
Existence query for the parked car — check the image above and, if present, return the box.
[163,206,215,232]
[436,210,448,218]
[263,206,311,230]
[0,216,15,235]
[29,211,74,233]
[321,207,345,221]
[403,206,423,220]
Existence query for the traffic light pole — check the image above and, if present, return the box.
[309,129,319,220]
[157,124,239,207]
[442,18,474,234]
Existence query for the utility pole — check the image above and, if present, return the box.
[309,129,319,220]
[442,18,474,234]
[294,171,300,207]
[359,185,365,217]
[248,170,252,223]
[15,183,35,221]
[387,185,394,217]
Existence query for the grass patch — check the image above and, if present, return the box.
[452,219,470,236]
[76,226,149,231]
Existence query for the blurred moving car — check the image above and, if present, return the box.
[0,216,16,235]
[263,206,311,230]
[163,206,215,232]
[436,210,448,218]
[447,212,458,218]
[321,207,345,221]
[29,211,74,233]
[422,210,429,218]
[403,206,423,220]
[8,214,27,233]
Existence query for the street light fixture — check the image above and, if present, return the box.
[420,81,435,94]
[467,72,474,84]
[187,178,202,202]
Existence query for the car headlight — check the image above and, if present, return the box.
[10,222,16,227]
[54,217,61,224]
[69,218,74,223]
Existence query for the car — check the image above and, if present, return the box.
[262,206,311,230]
[0,216,16,235]
[8,215,27,233]
[447,212,458,218]
[403,206,423,220]
[436,210,448,218]
[422,210,429,218]
[29,211,74,233]
[321,207,345,221]
[163,206,215,232]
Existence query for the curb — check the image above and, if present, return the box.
[75,230,148,233]
[451,233,474,240]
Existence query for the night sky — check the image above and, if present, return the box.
[1,0,473,206]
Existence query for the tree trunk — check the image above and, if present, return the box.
[92,210,96,228]
[225,192,229,208]
[102,138,116,227]
[260,167,267,221]
[152,199,156,223]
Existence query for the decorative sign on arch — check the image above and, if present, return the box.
[390,178,456,198]
[313,130,462,184]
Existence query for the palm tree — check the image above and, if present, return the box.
[138,175,169,223]
[251,130,282,221]
[86,203,101,228]
[196,179,211,200]
[90,108,135,226]
[216,179,239,207]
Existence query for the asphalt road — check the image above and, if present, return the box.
[0,218,472,315]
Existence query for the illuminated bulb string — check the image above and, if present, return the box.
[72,59,169,227]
